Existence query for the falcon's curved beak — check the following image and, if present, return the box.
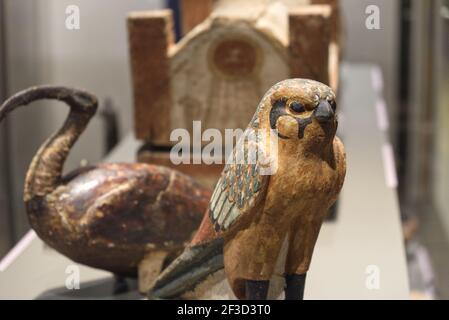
[314,100,334,123]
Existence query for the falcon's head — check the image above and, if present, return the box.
[255,78,338,152]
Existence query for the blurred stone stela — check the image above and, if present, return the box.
[127,0,341,189]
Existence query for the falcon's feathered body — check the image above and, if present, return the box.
[151,79,346,299]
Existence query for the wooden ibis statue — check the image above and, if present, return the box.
[0,86,211,293]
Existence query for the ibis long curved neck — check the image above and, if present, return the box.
[0,86,98,202]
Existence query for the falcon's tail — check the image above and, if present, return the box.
[148,237,224,299]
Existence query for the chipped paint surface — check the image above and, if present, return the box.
[30,163,210,276]
[152,78,346,299]
[0,86,211,277]
[220,78,345,298]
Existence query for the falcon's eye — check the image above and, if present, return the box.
[289,101,305,113]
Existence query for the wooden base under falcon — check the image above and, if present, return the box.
[149,78,346,300]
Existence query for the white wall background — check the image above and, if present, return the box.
[340,0,399,144]
[2,0,400,240]
[4,0,165,238]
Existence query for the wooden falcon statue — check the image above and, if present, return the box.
[149,78,346,300]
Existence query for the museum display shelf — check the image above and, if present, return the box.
[0,63,409,299]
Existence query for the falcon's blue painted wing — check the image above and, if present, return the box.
[209,129,270,232]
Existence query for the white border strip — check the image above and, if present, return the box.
[0,230,36,272]
[382,143,398,189]
[375,98,389,132]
